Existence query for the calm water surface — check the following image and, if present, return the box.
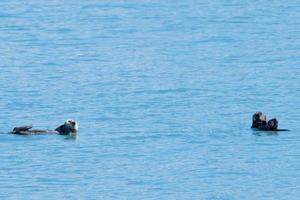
[0,1,299,199]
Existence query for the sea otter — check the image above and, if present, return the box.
[251,112,288,131]
[12,119,78,135]
[251,112,267,128]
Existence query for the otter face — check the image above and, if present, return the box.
[253,112,266,122]
[55,120,78,135]
[65,119,79,133]
[252,112,267,128]
[267,118,278,130]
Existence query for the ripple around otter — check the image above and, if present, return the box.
[0,1,300,199]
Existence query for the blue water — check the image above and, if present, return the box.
[0,1,299,199]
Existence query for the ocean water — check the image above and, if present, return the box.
[0,1,299,199]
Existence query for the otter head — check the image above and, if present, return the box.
[55,119,79,135]
[251,112,267,128]
[267,118,278,130]
[65,119,79,133]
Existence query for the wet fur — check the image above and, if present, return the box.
[12,119,78,135]
[251,112,289,132]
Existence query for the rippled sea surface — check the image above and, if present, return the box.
[0,1,299,199]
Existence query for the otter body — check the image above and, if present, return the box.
[251,112,289,131]
[12,119,78,135]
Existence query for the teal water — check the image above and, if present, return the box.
[0,1,300,199]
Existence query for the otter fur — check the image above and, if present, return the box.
[12,119,78,135]
[251,112,288,131]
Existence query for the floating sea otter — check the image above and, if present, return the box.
[12,119,79,135]
[251,112,288,131]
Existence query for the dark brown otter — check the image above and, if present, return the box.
[12,119,78,135]
[251,112,288,131]
[251,112,267,128]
